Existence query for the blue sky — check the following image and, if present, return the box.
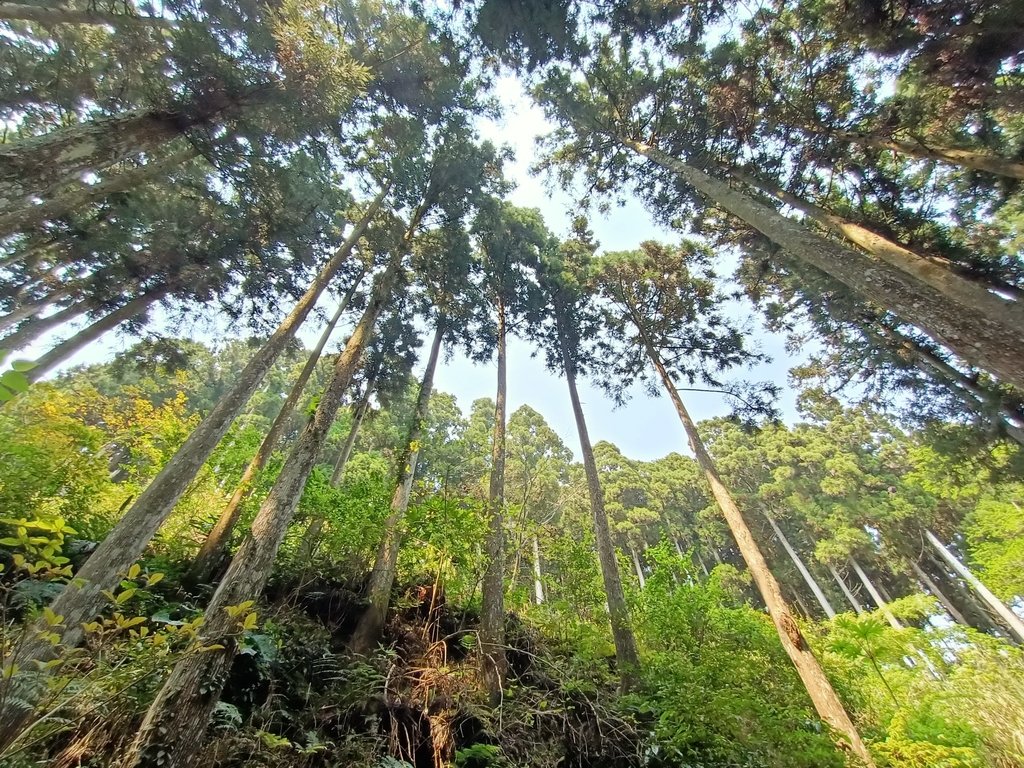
[30,76,806,462]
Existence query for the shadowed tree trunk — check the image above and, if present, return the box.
[0,147,198,239]
[27,286,168,382]
[837,130,1024,180]
[556,313,640,689]
[850,558,902,629]
[766,517,835,619]
[731,169,1024,334]
[1,300,87,352]
[120,248,406,768]
[349,319,446,655]
[620,138,1024,391]
[829,564,864,614]
[481,295,507,704]
[0,282,75,335]
[187,272,365,584]
[0,188,386,751]
[926,530,1024,643]
[638,330,873,766]
[910,560,968,626]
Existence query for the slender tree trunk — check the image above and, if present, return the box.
[621,138,1024,390]
[0,147,198,239]
[349,318,445,655]
[27,287,167,381]
[0,189,386,751]
[838,130,1024,180]
[532,535,544,605]
[732,169,1024,334]
[187,272,364,584]
[330,370,377,484]
[557,313,640,688]
[829,564,864,614]
[0,110,203,212]
[766,517,836,619]
[850,558,902,629]
[481,297,507,704]
[925,550,1005,636]
[0,3,175,27]
[630,546,646,589]
[640,333,873,765]
[910,560,968,626]
[120,249,405,768]
[925,530,1024,643]
[0,299,86,352]
[0,283,74,335]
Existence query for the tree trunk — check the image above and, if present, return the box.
[0,282,74,335]
[0,3,175,28]
[910,560,968,626]
[187,272,364,584]
[0,299,86,352]
[925,550,1005,636]
[838,130,1024,180]
[0,189,386,751]
[27,287,167,381]
[828,564,864,614]
[532,535,544,605]
[120,248,405,768]
[640,333,873,765]
[0,110,202,213]
[0,147,198,239]
[621,138,1024,391]
[348,318,445,655]
[481,296,507,704]
[925,529,1024,643]
[557,313,640,688]
[630,546,646,589]
[850,558,902,629]
[732,169,1024,334]
[766,517,836,619]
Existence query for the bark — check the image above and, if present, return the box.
[630,546,646,589]
[0,189,386,751]
[0,110,202,213]
[348,317,445,655]
[0,299,86,352]
[187,272,364,584]
[910,560,968,626]
[621,138,1024,391]
[121,251,404,768]
[0,147,198,239]
[925,529,1024,643]
[838,130,1024,180]
[0,282,74,335]
[330,370,377,485]
[766,517,836,619]
[850,558,902,630]
[0,3,175,28]
[828,564,864,614]
[557,312,640,688]
[27,287,167,381]
[924,550,1004,636]
[532,535,544,605]
[639,330,873,765]
[732,169,1024,334]
[481,296,507,704]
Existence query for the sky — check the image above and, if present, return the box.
[27,76,807,462]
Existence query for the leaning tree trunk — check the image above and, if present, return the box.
[557,313,640,689]
[120,251,405,768]
[620,137,1024,391]
[0,3,175,27]
[630,546,646,589]
[187,272,364,584]
[910,560,968,626]
[349,318,446,655]
[0,188,386,751]
[0,110,204,213]
[732,169,1024,334]
[837,130,1024,181]
[0,282,75,335]
[27,286,168,382]
[481,296,508,704]
[849,558,902,630]
[766,516,836,619]
[532,535,544,605]
[1,299,87,352]
[0,147,198,239]
[828,564,864,614]
[639,332,874,766]
[925,529,1024,643]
